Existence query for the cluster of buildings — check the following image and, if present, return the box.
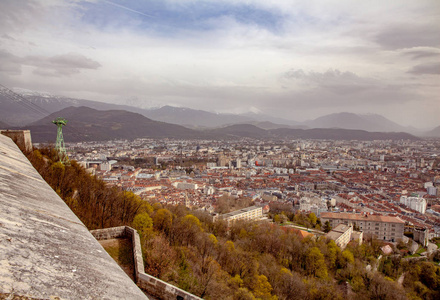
[65,137,440,245]
[321,212,405,243]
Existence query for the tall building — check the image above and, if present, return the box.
[400,196,427,214]
[236,158,242,169]
[320,212,404,242]
[217,154,228,167]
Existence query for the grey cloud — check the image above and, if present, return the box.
[32,67,81,77]
[403,49,440,60]
[1,34,16,41]
[48,54,101,69]
[0,49,101,77]
[283,68,376,95]
[283,69,307,79]
[408,62,440,75]
[375,25,440,50]
[24,53,101,76]
[285,69,361,82]
[0,0,44,35]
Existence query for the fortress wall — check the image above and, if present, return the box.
[90,226,126,240]
[0,129,33,153]
[92,226,203,300]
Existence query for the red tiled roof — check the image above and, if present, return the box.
[320,212,405,224]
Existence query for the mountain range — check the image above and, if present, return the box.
[19,106,419,143]
[0,88,438,138]
[302,112,413,133]
[26,106,199,142]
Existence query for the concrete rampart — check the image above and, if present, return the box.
[0,129,33,153]
[91,226,203,300]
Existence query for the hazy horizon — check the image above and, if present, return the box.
[0,0,439,127]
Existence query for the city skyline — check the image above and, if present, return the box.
[0,0,439,127]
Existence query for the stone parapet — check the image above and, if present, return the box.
[0,129,32,153]
[92,226,203,300]
[90,226,126,240]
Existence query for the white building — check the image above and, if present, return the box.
[206,162,217,168]
[299,198,311,211]
[424,182,434,188]
[321,212,404,242]
[221,206,263,226]
[204,186,215,195]
[173,182,198,190]
[427,186,437,196]
[326,224,357,249]
[299,196,323,212]
[400,196,427,214]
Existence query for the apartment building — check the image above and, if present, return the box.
[326,224,354,249]
[320,212,404,242]
[400,196,427,214]
[221,206,263,226]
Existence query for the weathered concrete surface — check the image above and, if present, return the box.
[0,134,148,299]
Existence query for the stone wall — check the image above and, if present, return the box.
[90,226,126,240]
[0,130,32,153]
[91,226,203,300]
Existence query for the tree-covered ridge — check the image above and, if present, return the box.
[26,148,440,300]
[27,147,149,229]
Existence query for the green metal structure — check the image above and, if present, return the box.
[52,117,69,164]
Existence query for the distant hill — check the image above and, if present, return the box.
[239,121,308,130]
[304,112,410,133]
[268,127,420,141]
[24,106,200,143]
[238,112,302,127]
[142,106,255,128]
[0,120,10,128]
[207,124,269,139]
[424,125,440,137]
[202,124,419,141]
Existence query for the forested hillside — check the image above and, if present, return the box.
[26,148,440,300]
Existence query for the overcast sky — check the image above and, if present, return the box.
[0,0,439,128]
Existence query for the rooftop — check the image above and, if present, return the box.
[326,224,352,241]
[222,205,262,218]
[320,212,405,224]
